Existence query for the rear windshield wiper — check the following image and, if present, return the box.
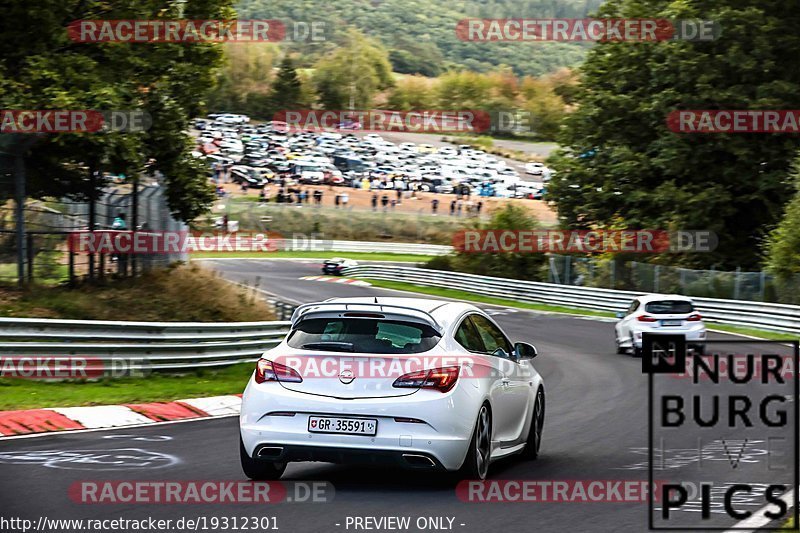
[301,342,355,352]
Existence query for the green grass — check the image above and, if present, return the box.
[0,364,254,411]
[192,250,435,262]
[363,278,798,341]
[363,278,614,317]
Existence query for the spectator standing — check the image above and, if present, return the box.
[449,200,456,216]
[476,201,483,215]
[371,193,378,211]
[341,191,349,208]
[381,194,389,211]
[335,193,341,208]
[431,198,439,214]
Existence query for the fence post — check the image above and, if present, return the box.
[14,154,26,287]
[99,253,105,281]
[654,265,660,293]
[610,259,616,289]
[26,232,34,284]
[68,248,75,286]
[564,255,571,285]
[734,267,741,300]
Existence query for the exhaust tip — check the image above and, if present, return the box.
[402,453,436,467]
[257,446,284,458]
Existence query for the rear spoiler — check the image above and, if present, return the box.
[290,302,443,335]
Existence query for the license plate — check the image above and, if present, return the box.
[308,416,377,436]
[661,319,683,326]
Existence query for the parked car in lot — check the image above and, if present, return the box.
[614,294,707,356]
[240,297,545,480]
[231,166,268,188]
[525,162,547,176]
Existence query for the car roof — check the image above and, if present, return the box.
[636,293,694,303]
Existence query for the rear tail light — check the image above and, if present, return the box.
[254,359,303,383]
[687,313,703,322]
[393,366,460,393]
[637,315,658,322]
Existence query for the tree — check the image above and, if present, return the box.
[428,204,547,281]
[765,153,800,279]
[547,0,800,269]
[268,56,305,114]
[312,28,393,110]
[0,0,231,222]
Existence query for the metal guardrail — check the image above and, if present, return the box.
[0,315,292,372]
[288,240,452,256]
[342,265,800,335]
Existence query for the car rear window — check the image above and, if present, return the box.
[644,300,694,314]
[287,318,441,354]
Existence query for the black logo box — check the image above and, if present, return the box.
[644,335,799,531]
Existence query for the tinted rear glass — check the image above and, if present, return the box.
[644,301,694,314]
[288,318,441,354]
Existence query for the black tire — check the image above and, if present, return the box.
[615,337,626,355]
[240,437,286,480]
[693,344,706,355]
[458,404,492,480]
[631,335,642,357]
[522,388,545,459]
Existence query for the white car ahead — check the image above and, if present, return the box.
[614,294,707,356]
[240,297,545,480]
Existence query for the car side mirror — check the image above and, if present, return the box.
[514,342,538,360]
[615,312,625,319]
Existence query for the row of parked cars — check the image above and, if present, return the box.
[192,115,551,198]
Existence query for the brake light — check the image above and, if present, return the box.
[687,313,702,321]
[637,315,658,322]
[393,366,460,393]
[254,359,303,383]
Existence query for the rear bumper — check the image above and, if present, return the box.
[631,327,707,348]
[252,444,446,471]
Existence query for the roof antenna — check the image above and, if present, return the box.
[374,296,378,303]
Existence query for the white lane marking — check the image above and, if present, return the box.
[0,448,179,470]
[724,487,795,532]
[177,395,242,416]
[50,406,152,429]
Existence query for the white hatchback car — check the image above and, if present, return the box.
[614,294,707,356]
[240,297,545,480]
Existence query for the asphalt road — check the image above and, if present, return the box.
[0,258,795,532]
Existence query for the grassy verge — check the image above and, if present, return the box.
[364,278,797,341]
[0,263,275,321]
[192,250,435,262]
[0,364,254,411]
